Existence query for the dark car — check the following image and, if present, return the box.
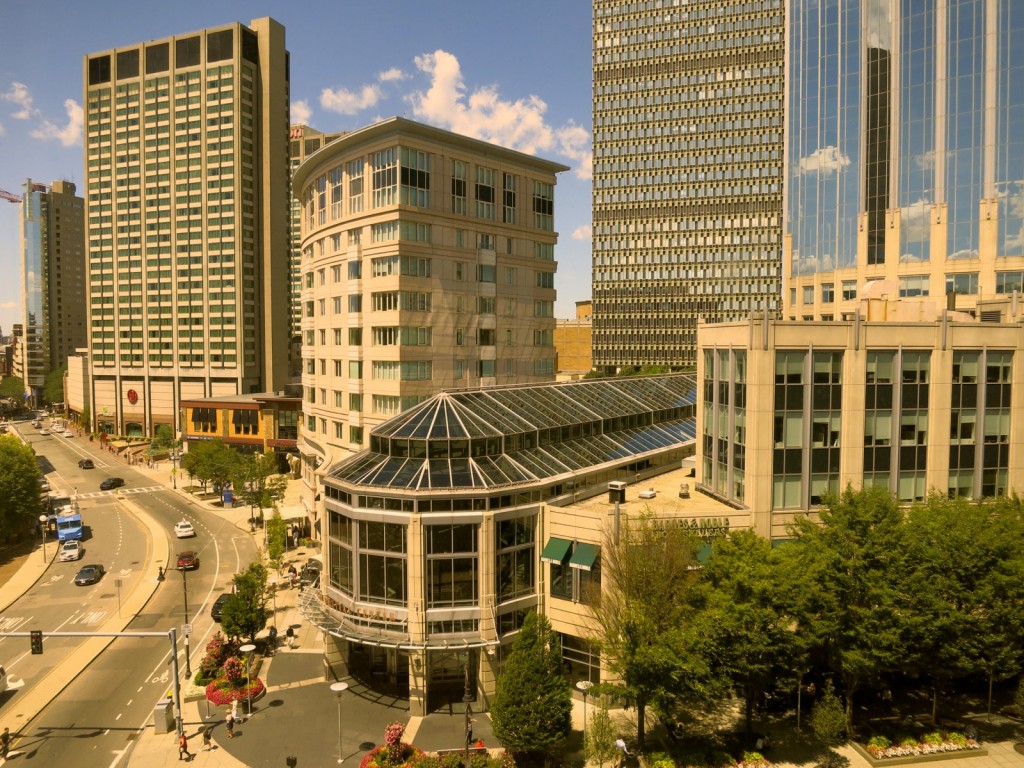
[210,593,233,622]
[74,564,105,586]
[176,551,199,570]
[298,559,322,588]
[78,458,95,469]
[99,477,124,491]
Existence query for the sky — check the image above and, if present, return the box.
[0,0,594,336]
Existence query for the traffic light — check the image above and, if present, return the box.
[30,629,43,654]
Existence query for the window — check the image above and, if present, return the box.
[348,260,361,279]
[478,359,495,377]
[841,280,857,301]
[534,300,553,317]
[451,159,467,214]
[348,360,362,379]
[372,147,397,207]
[502,172,516,224]
[821,283,834,303]
[455,329,464,346]
[350,426,363,444]
[426,524,478,608]
[505,267,516,285]
[945,272,979,295]
[455,262,464,280]
[899,275,929,297]
[348,158,363,213]
[371,222,398,242]
[476,166,495,220]
[532,181,554,230]
[535,271,554,289]
[478,296,495,314]
[802,286,814,304]
[996,271,1024,294]
[357,521,406,605]
[534,358,554,375]
[477,264,495,283]
[496,516,535,601]
[329,167,343,219]
[533,329,552,346]
[478,329,496,346]
[400,147,430,207]
[348,294,362,313]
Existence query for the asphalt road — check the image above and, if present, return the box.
[1,423,260,767]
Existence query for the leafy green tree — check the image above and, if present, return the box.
[0,376,25,400]
[79,404,90,431]
[0,435,44,541]
[694,529,804,735]
[180,439,240,492]
[152,424,176,451]
[43,365,66,405]
[220,561,269,643]
[809,680,847,746]
[266,509,287,571]
[586,705,621,768]
[786,486,912,734]
[592,512,715,749]
[231,452,287,522]
[491,611,572,762]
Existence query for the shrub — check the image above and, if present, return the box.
[222,656,244,683]
[649,752,674,768]
[416,759,440,768]
[947,732,968,747]
[810,680,847,746]
[922,732,944,746]
[742,751,768,765]
[898,738,918,748]
[204,676,265,706]
[438,753,464,768]
[866,736,891,750]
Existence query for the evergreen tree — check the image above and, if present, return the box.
[491,611,572,763]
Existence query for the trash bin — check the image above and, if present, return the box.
[153,698,174,733]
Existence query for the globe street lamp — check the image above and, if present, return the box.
[462,660,474,768]
[576,680,594,747]
[330,681,349,763]
[240,643,256,717]
[39,514,49,563]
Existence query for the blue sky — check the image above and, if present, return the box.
[0,0,593,336]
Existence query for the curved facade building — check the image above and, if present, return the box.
[300,374,698,715]
[784,1,1024,319]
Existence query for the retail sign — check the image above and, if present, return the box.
[127,389,139,405]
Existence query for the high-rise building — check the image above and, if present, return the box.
[591,0,785,371]
[18,179,86,404]
[784,2,1024,319]
[292,116,568,518]
[83,17,290,437]
[288,124,345,378]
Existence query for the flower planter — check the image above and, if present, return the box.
[852,740,987,765]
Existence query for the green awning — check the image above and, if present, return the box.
[569,542,598,571]
[540,537,572,564]
[696,542,713,564]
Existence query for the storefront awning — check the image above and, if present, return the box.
[569,542,598,571]
[540,537,572,564]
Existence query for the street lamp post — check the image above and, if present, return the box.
[39,514,49,563]
[462,659,474,768]
[179,565,192,678]
[576,680,594,748]
[330,680,349,763]
[170,451,179,489]
[270,577,278,620]
[240,643,256,717]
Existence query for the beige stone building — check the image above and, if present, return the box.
[292,117,569,524]
[554,300,593,379]
[83,18,290,437]
[698,297,1024,540]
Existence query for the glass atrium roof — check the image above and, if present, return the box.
[328,374,697,491]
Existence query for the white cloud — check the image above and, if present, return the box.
[914,149,937,172]
[30,98,83,146]
[320,84,382,116]
[291,99,312,125]
[901,198,932,242]
[0,123,5,137]
[378,68,407,83]
[797,146,850,176]
[572,225,592,240]
[1,81,37,120]
[409,50,592,180]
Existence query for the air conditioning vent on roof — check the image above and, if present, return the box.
[980,310,1002,323]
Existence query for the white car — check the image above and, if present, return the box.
[59,540,83,562]
[39,428,50,436]
[174,520,196,538]
[62,429,74,438]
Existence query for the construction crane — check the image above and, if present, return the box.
[0,188,21,203]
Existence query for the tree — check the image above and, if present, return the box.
[180,439,240,492]
[694,529,804,735]
[592,512,715,749]
[809,679,847,746]
[152,424,176,451]
[0,435,44,541]
[220,561,270,643]
[231,452,286,522]
[586,705,621,768]
[266,509,287,572]
[491,611,572,763]
[786,486,912,734]
[43,365,66,405]
[0,376,25,400]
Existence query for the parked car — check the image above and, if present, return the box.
[74,563,105,585]
[78,458,95,469]
[62,429,74,438]
[99,477,124,491]
[176,551,199,570]
[39,477,50,492]
[173,520,195,538]
[39,428,50,436]
[59,540,83,562]
[210,592,233,622]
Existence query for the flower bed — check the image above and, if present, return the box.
[853,731,986,765]
[652,749,770,768]
[205,676,265,706]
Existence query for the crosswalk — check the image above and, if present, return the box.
[76,485,165,500]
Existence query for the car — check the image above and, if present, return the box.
[39,477,50,492]
[298,559,323,588]
[31,420,41,428]
[62,429,74,438]
[39,428,50,436]
[99,477,124,491]
[174,520,195,538]
[210,593,233,622]
[176,551,199,570]
[74,563,105,585]
[78,458,95,469]
[59,540,83,562]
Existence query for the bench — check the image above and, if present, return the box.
[436,747,488,758]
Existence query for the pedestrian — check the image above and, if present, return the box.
[288,564,297,589]
[1,727,11,760]
[286,625,295,649]
[268,625,278,655]
[178,730,192,761]
[225,713,235,739]
[231,699,238,725]
[201,726,212,751]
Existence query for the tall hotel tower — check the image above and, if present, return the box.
[592,0,785,371]
[784,1,1024,319]
[83,18,290,436]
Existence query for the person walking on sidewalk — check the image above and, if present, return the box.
[178,731,192,761]
[225,713,235,739]
[201,726,212,751]
[1,727,11,760]
[286,625,295,649]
